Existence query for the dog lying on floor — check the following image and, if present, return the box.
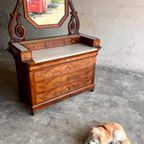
[85,122,131,144]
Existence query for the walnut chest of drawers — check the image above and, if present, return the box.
[9,34,101,114]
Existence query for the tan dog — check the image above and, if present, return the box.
[85,122,131,144]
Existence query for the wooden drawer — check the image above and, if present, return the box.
[34,57,95,82]
[35,77,92,104]
[25,42,45,50]
[35,67,93,94]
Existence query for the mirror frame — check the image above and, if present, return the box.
[23,0,69,29]
[8,0,80,42]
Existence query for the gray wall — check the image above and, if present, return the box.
[0,0,144,73]
[76,0,144,74]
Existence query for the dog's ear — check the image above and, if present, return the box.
[91,128,102,143]
[97,136,102,143]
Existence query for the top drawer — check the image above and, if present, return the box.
[34,57,95,82]
[25,42,45,50]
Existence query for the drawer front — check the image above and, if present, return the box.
[25,42,45,50]
[34,57,95,82]
[35,67,93,94]
[35,77,92,104]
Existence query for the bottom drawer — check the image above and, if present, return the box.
[35,77,92,104]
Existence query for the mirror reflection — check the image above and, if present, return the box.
[27,0,65,25]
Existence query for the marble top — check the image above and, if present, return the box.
[32,43,97,63]
[12,42,28,52]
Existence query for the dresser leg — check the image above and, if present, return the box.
[90,88,95,92]
[31,109,35,116]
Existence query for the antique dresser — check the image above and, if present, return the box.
[8,0,101,114]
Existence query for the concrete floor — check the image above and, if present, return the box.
[0,52,144,144]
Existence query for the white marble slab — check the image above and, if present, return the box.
[32,43,97,63]
[12,42,28,52]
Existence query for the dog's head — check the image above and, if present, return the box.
[85,125,125,144]
[85,127,102,144]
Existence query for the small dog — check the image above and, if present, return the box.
[85,122,131,144]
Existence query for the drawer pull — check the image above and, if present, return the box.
[65,87,70,91]
[66,67,70,72]
[33,46,37,49]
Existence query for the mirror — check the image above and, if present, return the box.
[23,0,69,28]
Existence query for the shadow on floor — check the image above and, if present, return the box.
[0,58,18,98]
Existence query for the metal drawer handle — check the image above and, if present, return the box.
[66,67,70,72]
[33,46,37,49]
[66,87,70,91]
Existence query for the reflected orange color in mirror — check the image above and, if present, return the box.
[23,0,69,28]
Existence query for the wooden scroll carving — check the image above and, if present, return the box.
[8,0,26,42]
[68,0,80,35]
[8,0,80,42]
